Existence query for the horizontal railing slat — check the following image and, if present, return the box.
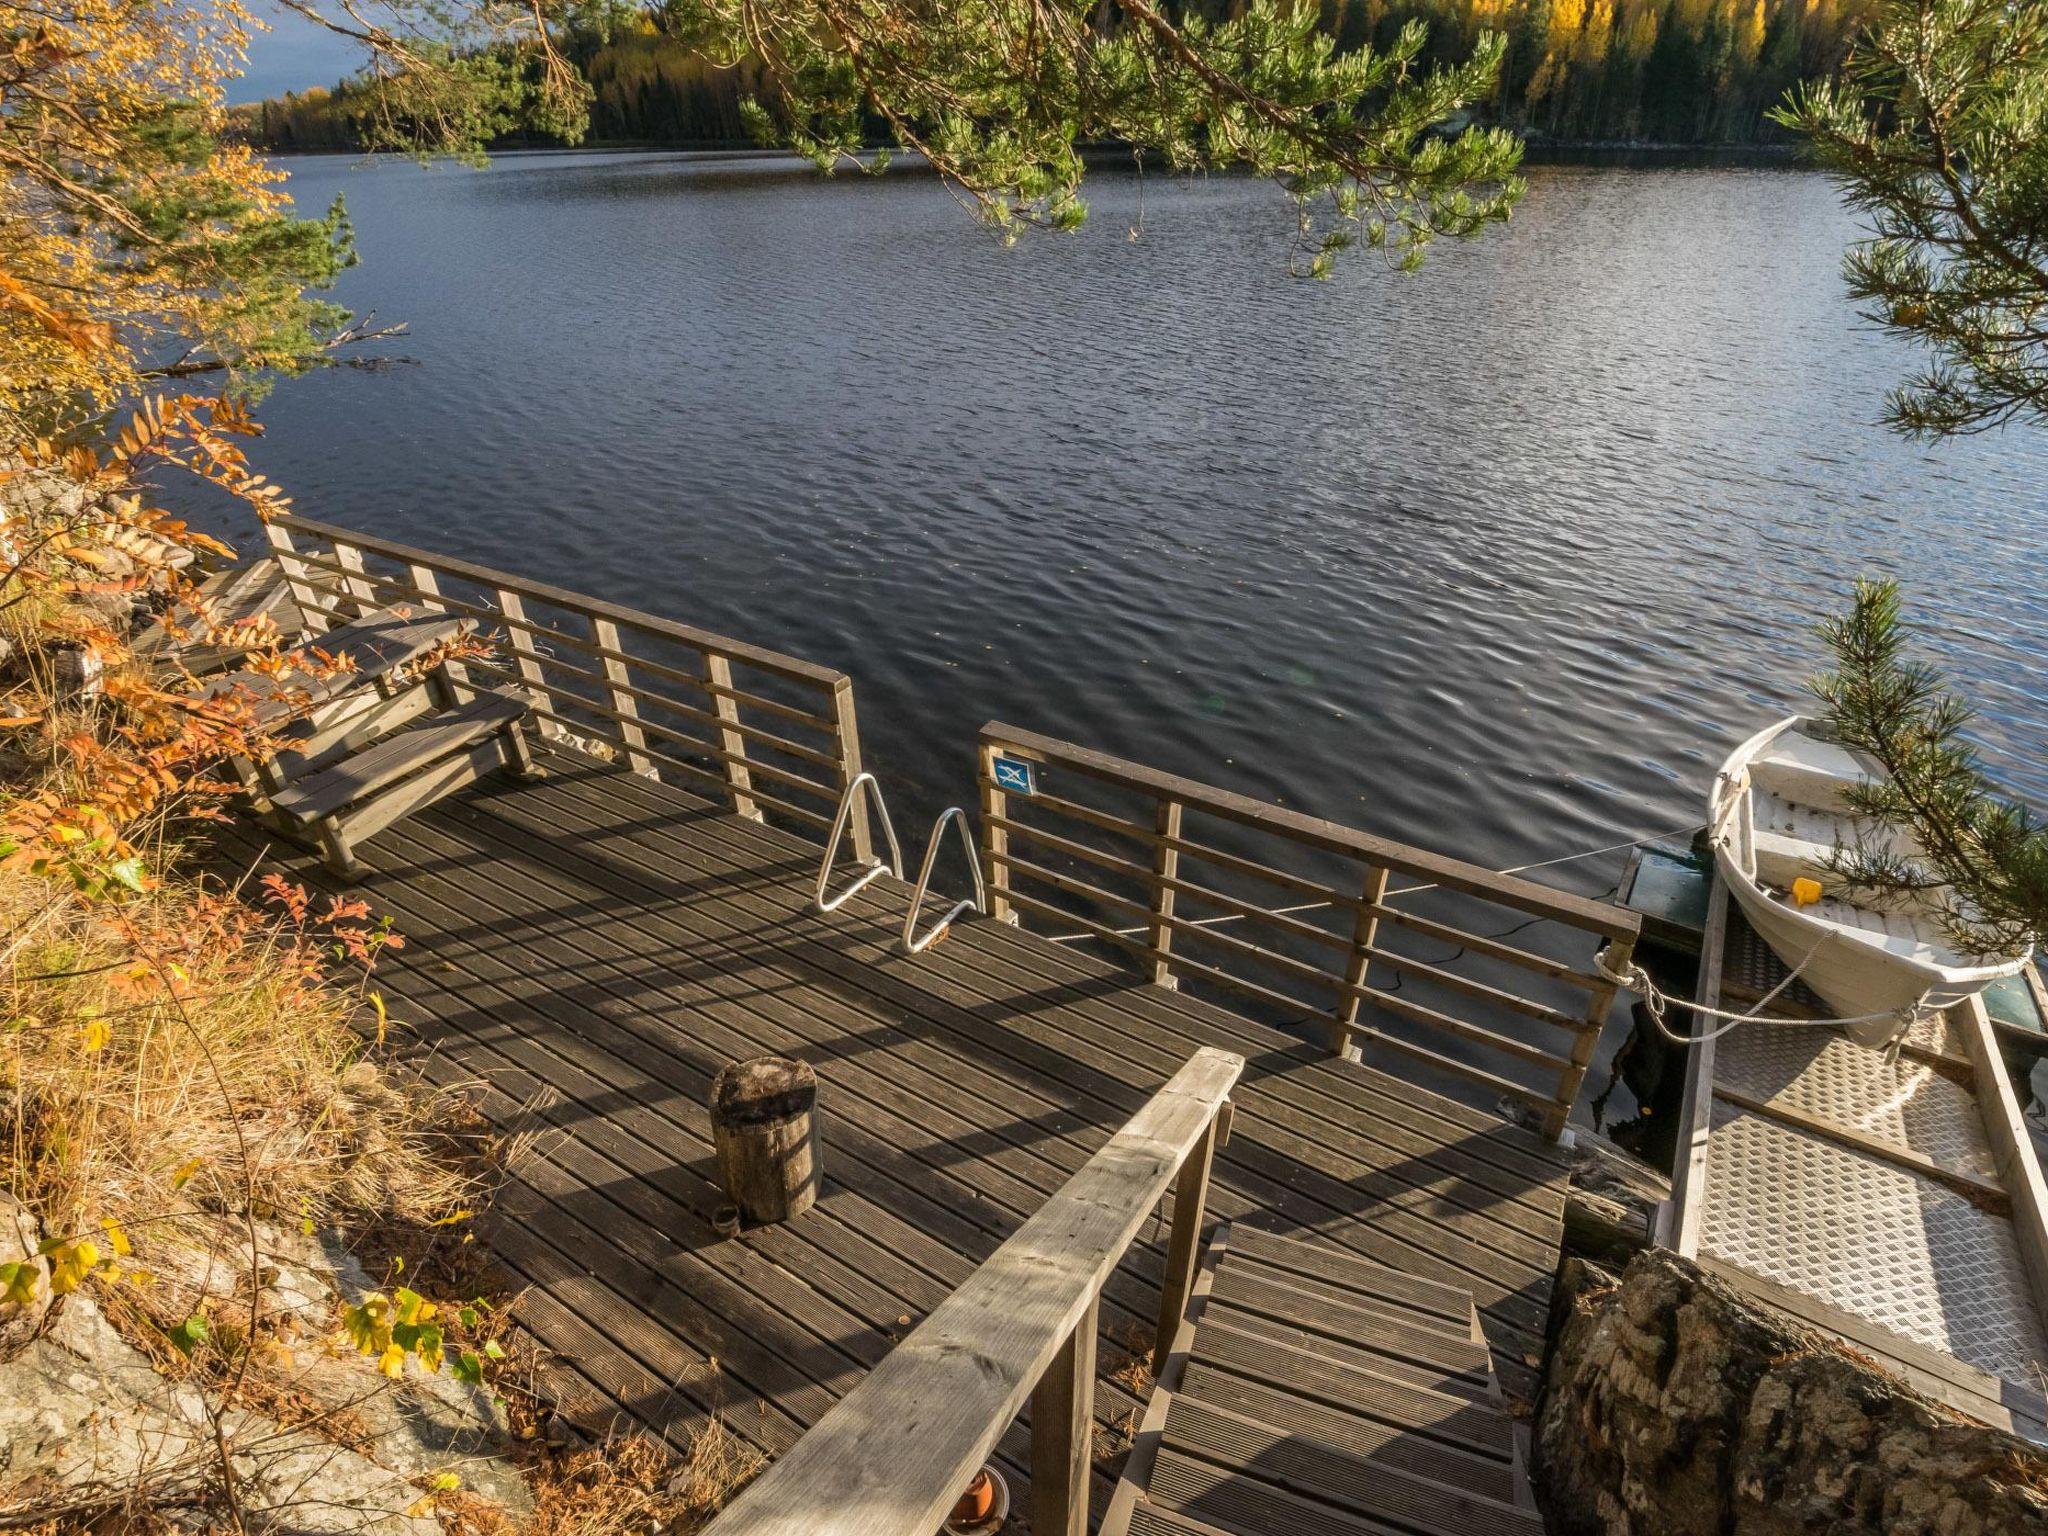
[280,557,839,732]
[984,721,1638,940]
[992,851,1580,1067]
[266,518,863,847]
[273,512,845,688]
[978,724,1640,1138]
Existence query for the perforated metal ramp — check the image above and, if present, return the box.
[1101,1224,1541,1536]
[1671,893,2048,1426]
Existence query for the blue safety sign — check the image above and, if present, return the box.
[991,755,1037,796]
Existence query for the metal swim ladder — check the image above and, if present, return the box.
[816,774,986,954]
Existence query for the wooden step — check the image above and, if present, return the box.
[1126,1502,1243,1536]
[273,693,526,821]
[1225,1224,1478,1326]
[1189,1320,1515,1459]
[1199,1298,1496,1402]
[1165,1391,1527,1520]
[1207,1259,1493,1377]
[1102,1221,1534,1536]
[1167,1361,1521,1498]
[1148,1444,1541,1536]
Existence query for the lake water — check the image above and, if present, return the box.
[211,150,2048,1125]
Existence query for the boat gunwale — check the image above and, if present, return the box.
[1708,713,2032,992]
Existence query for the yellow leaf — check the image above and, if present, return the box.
[100,1218,131,1257]
[81,1018,109,1052]
[379,1343,406,1379]
[171,1156,204,1188]
[369,989,389,1045]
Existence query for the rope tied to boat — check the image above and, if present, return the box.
[1590,942,1958,1049]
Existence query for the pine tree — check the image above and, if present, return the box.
[1812,579,2048,959]
[1774,0,2048,435]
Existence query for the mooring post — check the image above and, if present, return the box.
[710,1056,820,1224]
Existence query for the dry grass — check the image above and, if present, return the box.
[520,1419,767,1536]
[2,859,473,1264]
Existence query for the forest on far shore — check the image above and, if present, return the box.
[233,0,1873,153]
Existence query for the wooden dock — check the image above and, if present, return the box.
[211,749,1575,1487]
[189,514,1667,1525]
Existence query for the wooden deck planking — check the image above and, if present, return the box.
[208,748,1571,1503]
[449,763,1566,1329]
[515,763,1569,1345]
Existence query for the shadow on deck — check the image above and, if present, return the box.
[207,749,1572,1512]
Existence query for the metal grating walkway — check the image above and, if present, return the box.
[1672,891,2048,1424]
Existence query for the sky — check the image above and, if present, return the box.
[232,4,367,104]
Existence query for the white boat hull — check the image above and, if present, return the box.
[1707,715,2031,1047]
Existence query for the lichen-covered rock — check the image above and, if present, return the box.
[1536,1249,2048,1536]
[0,1219,531,1528]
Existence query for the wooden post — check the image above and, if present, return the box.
[494,589,558,741]
[590,617,651,776]
[709,1057,820,1225]
[979,738,1012,924]
[1551,928,1633,1141]
[1147,797,1183,989]
[1152,1111,1220,1372]
[828,678,873,865]
[1030,1297,1097,1536]
[1334,863,1390,1062]
[262,522,332,635]
[704,652,760,821]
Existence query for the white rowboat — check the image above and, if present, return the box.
[1707,715,2032,1046]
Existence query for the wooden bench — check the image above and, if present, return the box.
[269,692,537,876]
[202,606,478,803]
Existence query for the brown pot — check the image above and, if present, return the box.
[950,1469,995,1525]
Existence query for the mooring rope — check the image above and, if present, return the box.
[1040,818,1709,946]
[1590,941,1962,1048]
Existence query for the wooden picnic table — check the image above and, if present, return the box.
[203,606,477,803]
[203,606,476,729]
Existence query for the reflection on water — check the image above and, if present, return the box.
[192,150,2048,1122]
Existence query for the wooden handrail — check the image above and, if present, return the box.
[977,723,1640,1140]
[704,1047,1243,1536]
[261,516,870,857]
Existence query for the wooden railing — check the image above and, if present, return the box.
[262,514,871,858]
[705,1047,1242,1536]
[976,723,1640,1139]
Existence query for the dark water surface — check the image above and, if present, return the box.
[211,150,2048,1122]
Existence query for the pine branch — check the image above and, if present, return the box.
[1813,578,2048,957]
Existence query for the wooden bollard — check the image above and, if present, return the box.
[710,1056,820,1225]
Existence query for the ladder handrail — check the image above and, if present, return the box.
[817,772,904,913]
[903,805,986,954]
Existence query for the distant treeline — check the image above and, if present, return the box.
[234,0,1870,152]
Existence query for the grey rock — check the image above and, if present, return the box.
[1536,1248,2048,1535]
